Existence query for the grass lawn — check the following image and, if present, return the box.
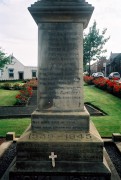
[0,118,31,137]
[84,85,121,137]
[0,85,121,137]
[0,89,19,106]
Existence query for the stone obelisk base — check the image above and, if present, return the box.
[9,116,111,180]
[10,162,110,180]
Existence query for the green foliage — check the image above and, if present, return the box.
[2,82,12,90]
[0,47,11,69]
[84,85,121,137]
[83,21,110,73]
[13,83,22,90]
[0,81,24,90]
[26,79,38,90]
[15,85,33,105]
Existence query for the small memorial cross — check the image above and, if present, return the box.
[49,152,57,167]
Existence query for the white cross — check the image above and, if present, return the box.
[49,152,57,167]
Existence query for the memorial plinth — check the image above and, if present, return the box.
[9,0,111,179]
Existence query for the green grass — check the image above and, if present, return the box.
[0,118,31,137]
[0,89,19,106]
[84,85,121,137]
[0,85,121,137]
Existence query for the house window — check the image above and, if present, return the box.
[32,70,37,78]
[8,69,14,78]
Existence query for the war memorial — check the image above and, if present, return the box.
[9,0,111,179]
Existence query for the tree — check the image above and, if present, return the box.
[0,47,11,69]
[83,21,110,75]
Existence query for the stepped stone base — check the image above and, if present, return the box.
[9,121,111,180]
[31,108,90,131]
[10,161,111,180]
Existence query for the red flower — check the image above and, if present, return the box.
[15,84,33,105]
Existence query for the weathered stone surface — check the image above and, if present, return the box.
[9,0,111,179]
[37,22,84,112]
[16,144,103,162]
[28,0,94,28]
[31,108,90,131]
[10,161,111,180]
[14,121,103,164]
[28,1,93,113]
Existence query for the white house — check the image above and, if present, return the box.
[0,55,37,80]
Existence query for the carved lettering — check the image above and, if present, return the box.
[28,132,94,141]
[38,23,83,111]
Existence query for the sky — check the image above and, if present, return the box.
[0,0,121,66]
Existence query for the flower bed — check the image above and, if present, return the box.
[83,76,94,85]
[84,75,121,98]
[1,82,23,90]
[26,79,38,90]
[15,84,33,105]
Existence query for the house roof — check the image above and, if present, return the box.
[107,52,121,66]
[10,55,24,66]
[114,53,121,60]
[110,53,120,61]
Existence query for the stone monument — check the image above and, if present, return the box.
[9,0,111,179]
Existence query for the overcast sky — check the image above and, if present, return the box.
[0,0,121,66]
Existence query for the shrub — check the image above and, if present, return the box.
[113,83,121,97]
[93,77,108,90]
[83,76,94,85]
[84,75,121,98]
[26,79,38,90]
[15,84,33,105]
[106,80,117,93]
[13,83,21,90]
[2,82,12,90]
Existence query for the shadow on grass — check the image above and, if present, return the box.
[85,102,108,116]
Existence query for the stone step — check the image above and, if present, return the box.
[10,161,111,180]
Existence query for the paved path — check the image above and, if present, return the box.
[0,90,37,118]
